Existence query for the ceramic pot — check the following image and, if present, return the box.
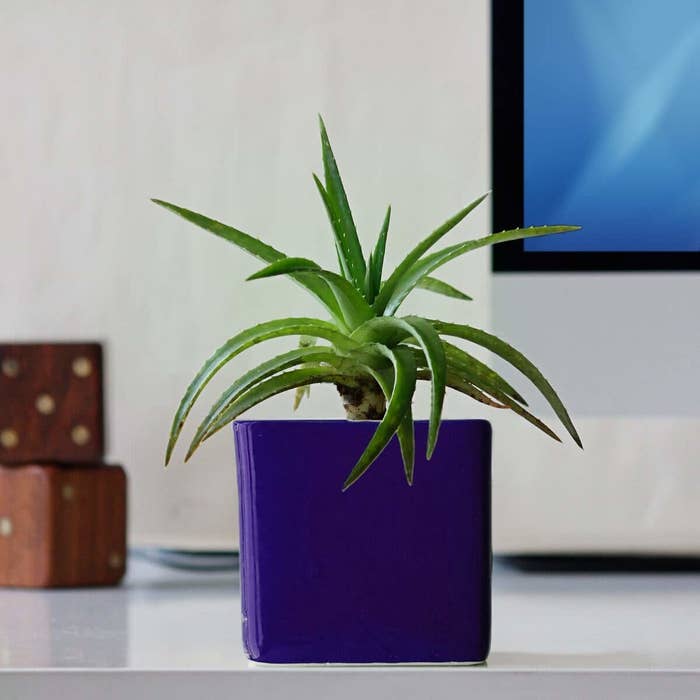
[234,419,491,665]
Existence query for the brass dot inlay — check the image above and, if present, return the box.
[1,358,19,378]
[108,552,123,569]
[71,425,91,446]
[0,517,12,537]
[0,429,19,449]
[36,393,56,415]
[72,356,93,378]
[62,484,75,501]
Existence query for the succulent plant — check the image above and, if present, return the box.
[154,117,582,490]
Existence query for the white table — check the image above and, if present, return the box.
[1,557,698,699]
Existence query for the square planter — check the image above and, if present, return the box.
[234,419,491,665]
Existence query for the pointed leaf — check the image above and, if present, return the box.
[293,336,318,409]
[313,175,352,281]
[401,317,445,458]
[342,347,416,490]
[152,199,343,323]
[351,315,445,458]
[374,193,489,313]
[416,277,472,301]
[418,369,507,408]
[433,321,582,447]
[187,347,342,458]
[360,353,415,486]
[293,385,310,410]
[247,256,321,280]
[364,253,375,304]
[446,371,561,442]
[446,379,508,409]
[193,367,351,454]
[165,318,357,464]
[396,409,415,485]
[248,258,374,329]
[318,117,366,290]
[383,225,581,315]
[152,198,284,261]
[351,316,412,347]
[367,206,391,303]
[442,341,527,405]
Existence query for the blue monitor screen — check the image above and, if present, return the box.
[523,0,700,252]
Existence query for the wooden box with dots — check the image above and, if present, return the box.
[0,343,104,464]
[0,463,126,587]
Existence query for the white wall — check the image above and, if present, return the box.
[1,0,493,547]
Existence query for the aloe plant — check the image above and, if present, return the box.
[154,117,582,490]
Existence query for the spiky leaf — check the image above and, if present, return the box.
[442,341,526,405]
[382,225,581,315]
[165,318,358,464]
[342,347,416,490]
[187,346,344,458]
[195,367,353,450]
[317,116,366,290]
[351,316,445,458]
[152,199,343,323]
[248,257,374,329]
[359,351,415,486]
[395,410,415,484]
[417,277,472,301]
[373,193,489,313]
[366,206,392,303]
[293,336,318,409]
[445,371,561,442]
[433,321,582,447]
[417,369,506,408]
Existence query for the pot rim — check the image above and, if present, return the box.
[233,418,491,426]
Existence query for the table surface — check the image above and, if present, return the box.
[1,556,699,699]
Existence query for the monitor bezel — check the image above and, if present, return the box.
[491,0,700,272]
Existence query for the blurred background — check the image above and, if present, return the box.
[2,0,698,553]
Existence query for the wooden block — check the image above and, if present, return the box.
[0,343,104,464]
[0,463,126,587]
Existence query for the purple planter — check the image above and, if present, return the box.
[234,419,491,665]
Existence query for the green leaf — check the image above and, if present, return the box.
[401,317,445,458]
[366,206,391,303]
[342,346,416,491]
[416,277,472,301]
[433,321,582,447]
[152,198,285,261]
[359,353,415,486]
[313,175,352,281]
[293,336,318,409]
[317,116,366,290]
[445,371,561,443]
[293,385,310,410]
[413,338,563,443]
[382,225,581,315]
[152,199,344,324]
[194,367,352,452]
[418,369,506,408]
[349,315,444,459]
[248,257,374,329]
[442,341,527,405]
[165,318,357,465]
[373,193,489,313]
[395,409,415,485]
[246,256,322,280]
[186,346,342,459]
[351,316,413,347]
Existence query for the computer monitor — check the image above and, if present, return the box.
[491,0,700,416]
